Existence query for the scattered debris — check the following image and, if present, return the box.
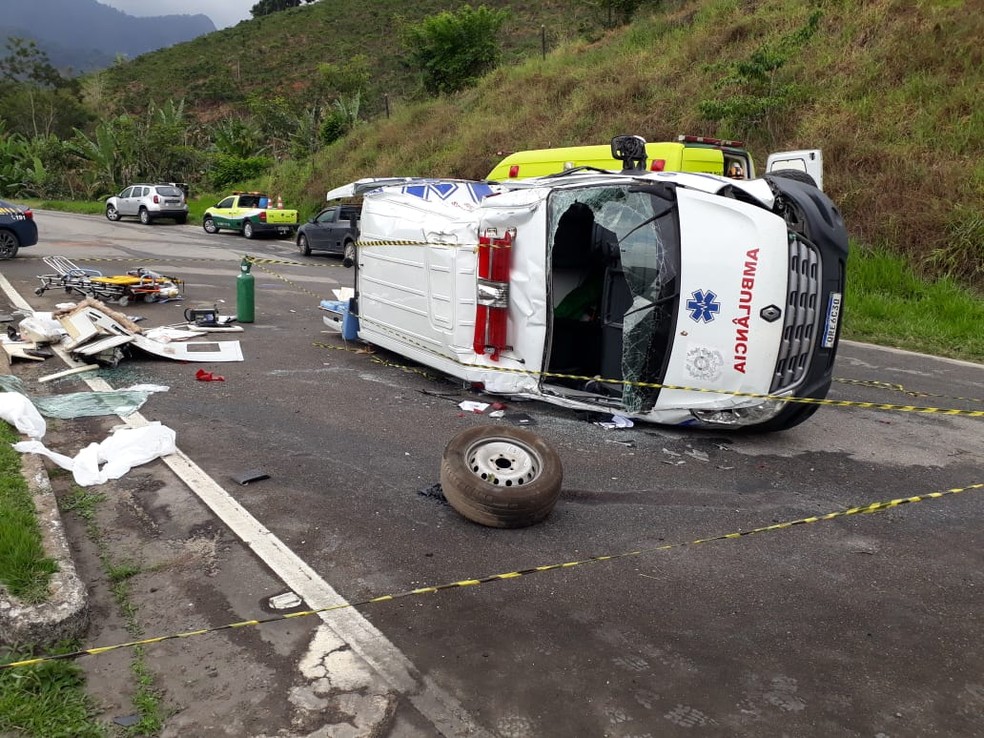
[38,364,99,384]
[459,400,490,414]
[232,469,270,485]
[417,482,447,503]
[195,369,225,382]
[686,449,710,462]
[594,414,634,430]
[53,298,244,367]
[605,439,636,448]
[503,412,536,426]
[268,592,303,610]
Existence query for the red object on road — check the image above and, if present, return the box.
[196,369,225,382]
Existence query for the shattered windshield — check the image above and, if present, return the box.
[547,184,681,412]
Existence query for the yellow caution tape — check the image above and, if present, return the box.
[834,378,984,405]
[320,322,984,419]
[2,481,981,671]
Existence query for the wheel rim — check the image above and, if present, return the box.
[244,223,252,237]
[299,236,307,251]
[140,210,148,223]
[0,231,16,258]
[204,218,215,233]
[465,436,542,487]
[107,206,117,220]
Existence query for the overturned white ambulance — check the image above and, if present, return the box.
[327,138,848,432]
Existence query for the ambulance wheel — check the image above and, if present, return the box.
[440,426,563,528]
[203,217,218,234]
[298,234,311,256]
[243,221,255,239]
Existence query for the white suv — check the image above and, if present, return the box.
[106,184,189,225]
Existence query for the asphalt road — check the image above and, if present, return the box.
[2,210,983,737]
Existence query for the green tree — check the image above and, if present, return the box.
[0,37,63,88]
[401,5,509,96]
[0,37,89,138]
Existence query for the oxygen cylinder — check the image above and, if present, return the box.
[237,256,255,323]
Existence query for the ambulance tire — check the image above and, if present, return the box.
[440,426,563,528]
[768,169,818,188]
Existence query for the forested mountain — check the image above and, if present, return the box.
[0,0,215,73]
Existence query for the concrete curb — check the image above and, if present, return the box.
[0,452,89,647]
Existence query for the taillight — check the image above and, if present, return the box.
[23,209,33,220]
[508,165,519,178]
[650,159,666,171]
[474,229,513,361]
[153,194,160,204]
[259,211,267,222]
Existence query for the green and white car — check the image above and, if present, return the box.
[202,192,299,239]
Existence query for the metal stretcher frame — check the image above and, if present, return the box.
[35,256,183,306]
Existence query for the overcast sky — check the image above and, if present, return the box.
[98,0,255,29]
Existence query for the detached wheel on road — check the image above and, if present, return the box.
[440,426,563,528]
[243,221,255,239]
[298,234,311,256]
[106,205,121,221]
[0,230,20,260]
[203,216,218,234]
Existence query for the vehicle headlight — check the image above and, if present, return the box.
[690,399,787,426]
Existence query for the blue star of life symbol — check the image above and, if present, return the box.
[686,289,721,323]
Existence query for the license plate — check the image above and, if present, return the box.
[821,292,842,348]
[277,227,290,234]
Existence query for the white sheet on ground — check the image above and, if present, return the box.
[14,421,177,487]
[0,393,46,438]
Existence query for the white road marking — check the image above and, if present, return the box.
[0,271,490,738]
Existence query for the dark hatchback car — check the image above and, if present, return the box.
[0,198,38,259]
[296,204,360,264]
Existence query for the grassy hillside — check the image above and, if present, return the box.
[102,0,982,288]
[100,0,592,120]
